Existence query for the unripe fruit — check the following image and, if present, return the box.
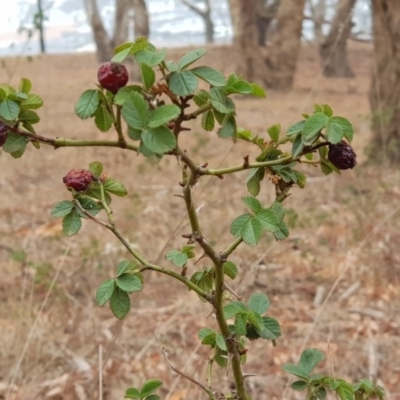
[328,141,357,170]
[0,121,9,147]
[63,169,93,191]
[97,62,129,94]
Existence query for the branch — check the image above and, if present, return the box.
[181,0,207,18]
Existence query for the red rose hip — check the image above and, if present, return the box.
[63,169,93,191]
[328,140,357,170]
[97,62,129,94]
[0,121,9,147]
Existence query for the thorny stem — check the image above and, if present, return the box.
[222,237,243,259]
[114,106,127,147]
[98,183,114,224]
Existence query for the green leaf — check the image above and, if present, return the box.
[259,316,281,339]
[193,89,210,106]
[146,395,161,400]
[336,386,354,400]
[114,85,143,106]
[76,198,102,218]
[226,79,253,95]
[135,48,166,66]
[169,71,198,96]
[122,92,149,129]
[142,127,176,154]
[223,301,247,319]
[62,209,82,237]
[326,118,343,144]
[89,161,103,177]
[128,127,142,141]
[140,63,156,90]
[242,196,262,213]
[230,213,252,237]
[271,202,285,220]
[302,112,328,145]
[18,77,32,94]
[234,313,248,336]
[117,259,138,276]
[287,120,306,136]
[0,100,19,121]
[18,110,40,124]
[74,90,99,120]
[210,87,235,114]
[165,250,188,267]
[19,93,43,110]
[124,387,141,399]
[111,47,131,63]
[292,134,304,158]
[110,287,131,319]
[247,311,264,330]
[282,364,309,380]
[298,348,325,376]
[267,124,281,141]
[250,83,266,97]
[291,381,308,391]
[198,327,215,340]
[190,66,226,86]
[2,132,27,154]
[148,104,180,128]
[256,209,280,232]
[215,333,227,351]
[112,38,149,62]
[272,220,289,241]
[248,292,270,314]
[241,217,263,246]
[201,110,215,131]
[217,115,236,139]
[246,168,264,197]
[330,116,354,142]
[116,274,142,292]
[322,104,333,117]
[96,279,115,306]
[294,171,306,188]
[214,348,228,367]
[51,200,74,218]
[316,387,327,400]
[94,104,113,132]
[223,261,238,279]
[140,379,163,398]
[103,178,128,197]
[177,48,207,70]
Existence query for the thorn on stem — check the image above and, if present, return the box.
[243,155,250,168]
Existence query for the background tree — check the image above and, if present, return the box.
[255,0,280,46]
[369,0,400,164]
[319,0,356,77]
[181,0,214,43]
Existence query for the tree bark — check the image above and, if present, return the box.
[255,0,280,46]
[319,0,355,77]
[181,0,214,44]
[264,0,306,90]
[308,0,326,44]
[369,0,400,164]
[36,0,46,53]
[112,0,130,49]
[133,0,149,38]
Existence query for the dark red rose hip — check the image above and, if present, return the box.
[328,141,357,170]
[97,62,129,94]
[63,169,93,191]
[0,121,9,147]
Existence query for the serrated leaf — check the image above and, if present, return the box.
[230,213,252,237]
[226,80,253,95]
[322,104,333,117]
[165,250,188,267]
[316,387,327,400]
[128,127,142,140]
[140,379,163,398]
[169,71,198,96]
[113,85,142,106]
[250,83,266,97]
[96,279,115,306]
[76,198,102,217]
[140,63,155,90]
[223,261,238,279]
[19,93,43,110]
[62,209,82,237]
[111,47,131,63]
[121,92,149,129]
[223,301,247,319]
[190,66,226,86]
[247,311,264,331]
[282,364,310,380]
[214,347,228,367]
[302,112,328,145]
[135,49,166,66]
[51,200,74,218]
[198,327,216,340]
[74,90,99,120]
[234,313,247,336]
[248,292,270,314]
[272,220,289,241]
[246,168,264,197]
[259,316,281,339]
[2,132,28,154]
[217,115,236,139]
[271,202,285,220]
[10,147,27,159]
[241,196,262,213]
[215,333,227,351]
[19,77,32,94]
[326,118,343,144]
[267,124,281,141]
[201,110,215,131]
[94,104,113,132]
[256,209,280,233]
[210,87,235,114]
[336,386,354,400]
[18,109,40,124]
[287,120,306,136]
[124,387,141,399]
[242,217,263,246]
[330,116,354,142]
[292,134,304,158]
[117,259,138,276]
[291,381,308,391]
[298,348,325,375]
[89,161,103,177]
[110,287,131,319]
[178,48,207,70]
[0,100,19,121]
[193,89,210,106]
[146,395,161,400]
[142,126,176,154]
[148,104,180,128]
[294,171,306,188]
[103,178,128,197]
[116,274,142,292]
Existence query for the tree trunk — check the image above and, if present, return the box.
[319,0,355,77]
[133,0,149,37]
[368,0,400,164]
[264,0,306,90]
[112,0,130,49]
[83,0,112,62]
[309,0,326,44]
[37,0,46,53]
[182,0,214,44]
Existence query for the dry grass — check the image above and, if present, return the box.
[0,41,399,400]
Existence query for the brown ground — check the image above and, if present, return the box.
[0,42,399,400]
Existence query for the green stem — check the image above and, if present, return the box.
[98,183,114,224]
[222,237,243,259]
[183,103,213,120]
[114,106,127,147]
